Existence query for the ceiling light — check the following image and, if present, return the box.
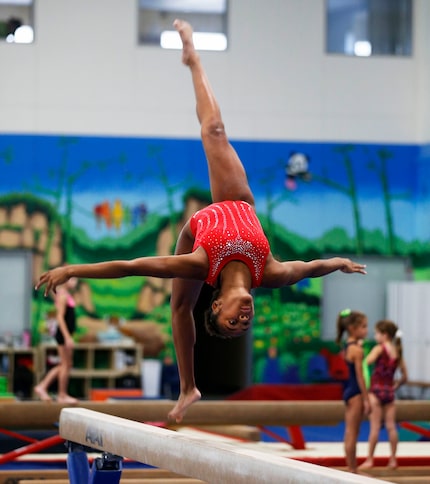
[160,30,227,51]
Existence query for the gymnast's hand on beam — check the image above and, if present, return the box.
[35,267,70,296]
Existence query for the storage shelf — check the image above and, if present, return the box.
[69,369,140,378]
[0,347,37,398]
[0,342,144,400]
[37,342,143,399]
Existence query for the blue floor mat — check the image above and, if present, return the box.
[261,421,389,443]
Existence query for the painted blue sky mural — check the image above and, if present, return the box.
[0,134,426,243]
[1,132,429,369]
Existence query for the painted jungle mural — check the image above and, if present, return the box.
[0,134,429,384]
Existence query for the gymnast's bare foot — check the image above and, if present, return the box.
[173,19,198,66]
[34,385,52,402]
[57,394,78,404]
[168,388,201,423]
[358,458,374,470]
[387,457,398,469]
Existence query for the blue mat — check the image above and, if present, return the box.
[261,421,389,443]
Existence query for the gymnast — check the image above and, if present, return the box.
[36,19,366,422]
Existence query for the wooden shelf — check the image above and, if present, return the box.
[37,341,143,399]
[0,346,37,398]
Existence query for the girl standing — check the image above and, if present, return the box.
[34,277,79,404]
[359,320,408,470]
[337,309,370,473]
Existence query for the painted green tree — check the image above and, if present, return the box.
[24,138,77,336]
[313,145,364,254]
[256,161,297,311]
[147,144,193,253]
[366,148,410,255]
[27,138,126,337]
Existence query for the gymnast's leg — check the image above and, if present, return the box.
[169,223,203,422]
[174,19,254,206]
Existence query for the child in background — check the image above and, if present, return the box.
[34,277,79,404]
[359,320,408,470]
[336,309,370,473]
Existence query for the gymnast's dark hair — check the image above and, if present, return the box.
[204,288,229,339]
[336,308,366,344]
[375,319,403,361]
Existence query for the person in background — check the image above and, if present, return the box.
[359,320,408,470]
[34,277,79,404]
[336,309,370,473]
[35,20,367,422]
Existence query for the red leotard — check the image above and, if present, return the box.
[190,200,270,288]
[370,344,399,405]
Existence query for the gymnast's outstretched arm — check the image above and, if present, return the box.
[262,256,367,288]
[36,251,208,296]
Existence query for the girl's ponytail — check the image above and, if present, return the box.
[336,309,365,344]
[394,329,403,361]
[336,309,350,344]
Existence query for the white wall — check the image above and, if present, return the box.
[0,0,428,143]
[415,0,430,140]
[387,282,430,382]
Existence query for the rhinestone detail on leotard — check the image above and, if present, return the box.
[190,200,270,287]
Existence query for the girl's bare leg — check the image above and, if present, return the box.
[384,403,398,469]
[169,277,202,422]
[34,385,52,402]
[344,395,363,473]
[174,19,254,206]
[57,346,78,404]
[359,393,381,469]
[34,367,60,402]
[168,224,202,422]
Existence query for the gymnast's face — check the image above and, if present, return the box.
[374,329,387,344]
[212,291,254,337]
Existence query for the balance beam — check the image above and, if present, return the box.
[1,400,429,429]
[59,408,386,484]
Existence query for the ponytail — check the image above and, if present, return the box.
[336,308,366,344]
[336,309,348,343]
[394,330,403,361]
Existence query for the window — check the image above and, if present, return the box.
[0,0,34,44]
[138,0,228,51]
[326,0,412,57]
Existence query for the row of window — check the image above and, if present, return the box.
[0,0,412,57]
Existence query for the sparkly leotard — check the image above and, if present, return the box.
[190,200,270,288]
[370,344,399,405]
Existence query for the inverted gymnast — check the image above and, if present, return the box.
[36,19,367,422]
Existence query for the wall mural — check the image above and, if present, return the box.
[0,134,429,384]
